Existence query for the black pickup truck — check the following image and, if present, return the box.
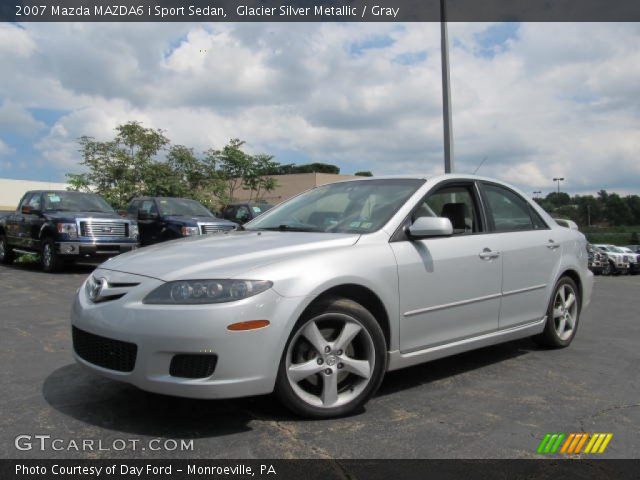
[126,196,236,246]
[0,190,139,272]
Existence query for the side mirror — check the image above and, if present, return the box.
[21,206,31,215]
[138,209,153,220]
[117,209,127,217]
[407,217,453,239]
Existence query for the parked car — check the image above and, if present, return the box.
[554,218,579,230]
[72,174,593,418]
[624,244,640,254]
[618,246,640,274]
[221,202,274,225]
[593,244,631,275]
[126,197,236,246]
[0,190,138,272]
[587,244,608,275]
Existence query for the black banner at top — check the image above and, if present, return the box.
[3,0,640,22]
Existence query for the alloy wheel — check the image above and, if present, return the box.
[43,243,53,268]
[285,313,375,409]
[553,283,578,341]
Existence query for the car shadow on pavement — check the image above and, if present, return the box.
[377,338,537,397]
[43,339,539,435]
[42,363,292,438]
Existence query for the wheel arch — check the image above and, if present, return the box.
[557,268,583,311]
[299,283,391,349]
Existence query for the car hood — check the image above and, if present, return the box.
[163,215,234,225]
[45,211,125,222]
[100,230,360,281]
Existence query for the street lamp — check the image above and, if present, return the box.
[533,190,542,199]
[553,177,565,195]
[440,0,454,173]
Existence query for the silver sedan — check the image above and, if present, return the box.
[71,174,593,418]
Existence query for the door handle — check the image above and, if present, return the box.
[547,240,560,250]
[479,248,500,260]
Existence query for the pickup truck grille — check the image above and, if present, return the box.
[80,221,128,238]
[200,223,234,235]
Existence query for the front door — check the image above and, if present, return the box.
[390,182,503,353]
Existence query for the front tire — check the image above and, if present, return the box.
[0,235,14,265]
[275,296,387,418]
[535,277,581,348]
[41,238,64,273]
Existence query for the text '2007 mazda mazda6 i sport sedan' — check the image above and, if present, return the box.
[72,174,593,418]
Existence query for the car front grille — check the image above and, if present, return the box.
[169,354,218,378]
[80,221,128,238]
[200,223,234,235]
[72,326,137,372]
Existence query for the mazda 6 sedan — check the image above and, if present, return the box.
[72,174,593,418]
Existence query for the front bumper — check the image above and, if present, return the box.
[57,241,138,258]
[71,270,303,399]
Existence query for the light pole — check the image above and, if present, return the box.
[553,177,565,195]
[440,0,454,173]
[533,190,542,199]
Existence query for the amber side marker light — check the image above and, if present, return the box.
[227,320,270,331]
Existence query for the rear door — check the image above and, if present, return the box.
[24,193,45,251]
[479,182,560,329]
[6,193,31,248]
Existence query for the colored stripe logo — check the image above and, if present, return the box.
[537,433,612,454]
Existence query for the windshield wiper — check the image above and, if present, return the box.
[256,224,320,232]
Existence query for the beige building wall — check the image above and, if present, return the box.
[235,173,360,204]
[0,178,70,211]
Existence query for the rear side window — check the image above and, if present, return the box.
[27,194,42,210]
[483,183,537,232]
[18,193,32,210]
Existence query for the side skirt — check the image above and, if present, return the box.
[387,316,546,372]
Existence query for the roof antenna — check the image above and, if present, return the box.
[473,156,488,175]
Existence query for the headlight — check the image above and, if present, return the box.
[129,223,139,239]
[181,226,200,236]
[57,223,78,238]
[143,279,273,305]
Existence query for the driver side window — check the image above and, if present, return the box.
[414,185,481,235]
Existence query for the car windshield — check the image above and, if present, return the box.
[156,198,213,217]
[42,192,115,213]
[612,246,627,253]
[245,179,424,233]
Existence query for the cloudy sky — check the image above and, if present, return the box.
[0,21,639,195]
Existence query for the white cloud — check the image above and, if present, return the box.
[1,22,639,194]
[0,101,46,136]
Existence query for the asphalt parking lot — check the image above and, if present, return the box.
[1,263,638,459]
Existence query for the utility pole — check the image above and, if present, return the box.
[533,190,542,199]
[440,0,454,173]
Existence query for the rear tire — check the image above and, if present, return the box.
[534,276,581,348]
[0,235,14,265]
[275,296,387,419]
[41,238,64,273]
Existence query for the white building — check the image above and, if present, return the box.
[0,178,70,211]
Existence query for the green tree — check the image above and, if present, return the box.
[355,171,373,177]
[67,121,169,208]
[207,139,253,202]
[243,154,279,201]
